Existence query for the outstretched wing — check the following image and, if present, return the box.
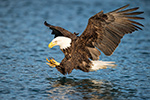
[44,21,77,39]
[77,4,144,56]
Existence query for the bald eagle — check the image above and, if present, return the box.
[45,4,144,75]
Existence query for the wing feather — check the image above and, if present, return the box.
[127,20,144,26]
[44,21,77,39]
[118,7,139,13]
[110,4,130,13]
[77,4,144,56]
[123,12,144,15]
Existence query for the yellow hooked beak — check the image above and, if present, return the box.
[48,42,57,48]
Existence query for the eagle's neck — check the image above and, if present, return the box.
[60,42,71,49]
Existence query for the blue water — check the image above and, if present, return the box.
[0,0,150,99]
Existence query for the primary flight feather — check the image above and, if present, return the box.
[44,4,144,75]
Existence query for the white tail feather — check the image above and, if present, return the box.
[90,60,116,71]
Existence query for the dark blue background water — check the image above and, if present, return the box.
[0,0,150,99]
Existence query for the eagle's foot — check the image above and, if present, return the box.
[46,57,60,67]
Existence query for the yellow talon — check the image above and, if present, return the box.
[46,63,56,67]
[50,58,60,66]
[46,57,60,67]
[46,58,50,63]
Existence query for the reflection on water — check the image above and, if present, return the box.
[46,77,132,100]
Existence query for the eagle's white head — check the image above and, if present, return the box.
[48,36,71,49]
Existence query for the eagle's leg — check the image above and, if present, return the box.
[46,57,60,67]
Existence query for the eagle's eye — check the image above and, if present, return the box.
[54,41,57,44]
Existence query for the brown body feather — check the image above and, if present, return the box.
[45,4,144,75]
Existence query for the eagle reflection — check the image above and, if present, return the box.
[46,77,120,99]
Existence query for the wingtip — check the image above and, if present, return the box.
[138,11,144,15]
[44,21,52,27]
[134,7,140,10]
[44,21,48,26]
[121,4,130,9]
[110,4,130,13]
[141,11,144,14]
[44,21,47,24]
[126,4,130,7]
